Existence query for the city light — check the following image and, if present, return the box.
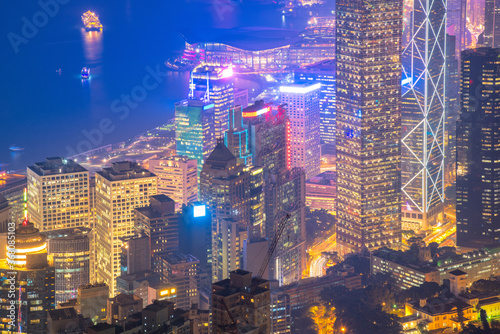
[279,83,321,94]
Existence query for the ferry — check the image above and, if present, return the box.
[9,146,24,152]
[82,11,102,31]
[81,67,90,79]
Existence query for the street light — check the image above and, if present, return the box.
[341,327,346,332]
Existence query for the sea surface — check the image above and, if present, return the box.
[0,0,297,170]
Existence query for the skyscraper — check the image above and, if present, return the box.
[401,0,446,230]
[0,220,55,333]
[295,59,336,155]
[483,0,500,47]
[43,228,91,304]
[243,101,289,175]
[199,140,251,282]
[280,82,321,180]
[135,194,179,272]
[161,253,200,311]
[336,0,402,253]
[148,156,198,211]
[457,48,500,248]
[94,161,157,296]
[27,157,90,232]
[175,99,216,175]
[447,0,467,54]
[225,106,253,165]
[189,65,235,139]
[180,203,212,286]
[264,167,306,285]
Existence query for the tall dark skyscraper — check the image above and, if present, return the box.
[336,0,402,254]
[457,48,500,248]
[401,0,446,230]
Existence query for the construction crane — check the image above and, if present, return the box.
[219,211,294,333]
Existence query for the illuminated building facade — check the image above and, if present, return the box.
[225,106,253,165]
[0,220,55,334]
[189,65,234,139]
[457,48,500,248]
[295,59,336,155]
[280,82,321,180]
[264,168,306,285]
[215,217,242,281]
[0,171,26,225]
[180,26,335,72]
[43,228,91,304]
[94,161,157,296]
[336,0,402,253]
[243,101,289,175]
[27,157,90,232]
[135,194,179,272]
[270,290,291,334]
[483,0,500,47]
[77,283,109,324]
[199,140,251,282]
[161,252,199,311]
[401,0,446,230]
[447,0,467,54]
[148,156,198,211]
[175,99,216,175]
[306,171,336,214]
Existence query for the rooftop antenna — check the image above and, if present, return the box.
[203,72,210,102]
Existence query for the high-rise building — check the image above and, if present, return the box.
[180,203,212,287]
[149,156,198,211]
[225,106,253,165]
[295,59,336,155]
[27,157,90,232]
[94,161,157,296]
[270,290,291,334]
[77,283,109,324]
[43,228,91,305]
[0,220,55,333]
[264,168,306,285]
[457,48,500,248]
[280,82,321,180]
[0,171,26,225]
[212,270,270,334]
[214,217,243,281]
[189,65,235,139]
[120,234,151,275]
[336,0,402,253]
[234,88,249,109]
[401,0,446,230]
[135,194,179,272]
[199,140,252,282]
[243,101,289,175]
[161,253,199,311]
[447,0,467,54]
[445,34,460,203]
[483,0,500,47]
[106,293,143,327]
[175,99,216,175]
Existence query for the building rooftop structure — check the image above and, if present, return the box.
[97,161,155,181]
[179,27,301,52]
[28,157,87,176]
[163,253,199,266]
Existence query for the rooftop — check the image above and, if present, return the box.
[163,252,199,265]
[97,161,155,182]
[179,27,301,52]
[48,307,78,320]
[28,157,87,176]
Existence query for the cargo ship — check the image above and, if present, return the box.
[82,11,102,31]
